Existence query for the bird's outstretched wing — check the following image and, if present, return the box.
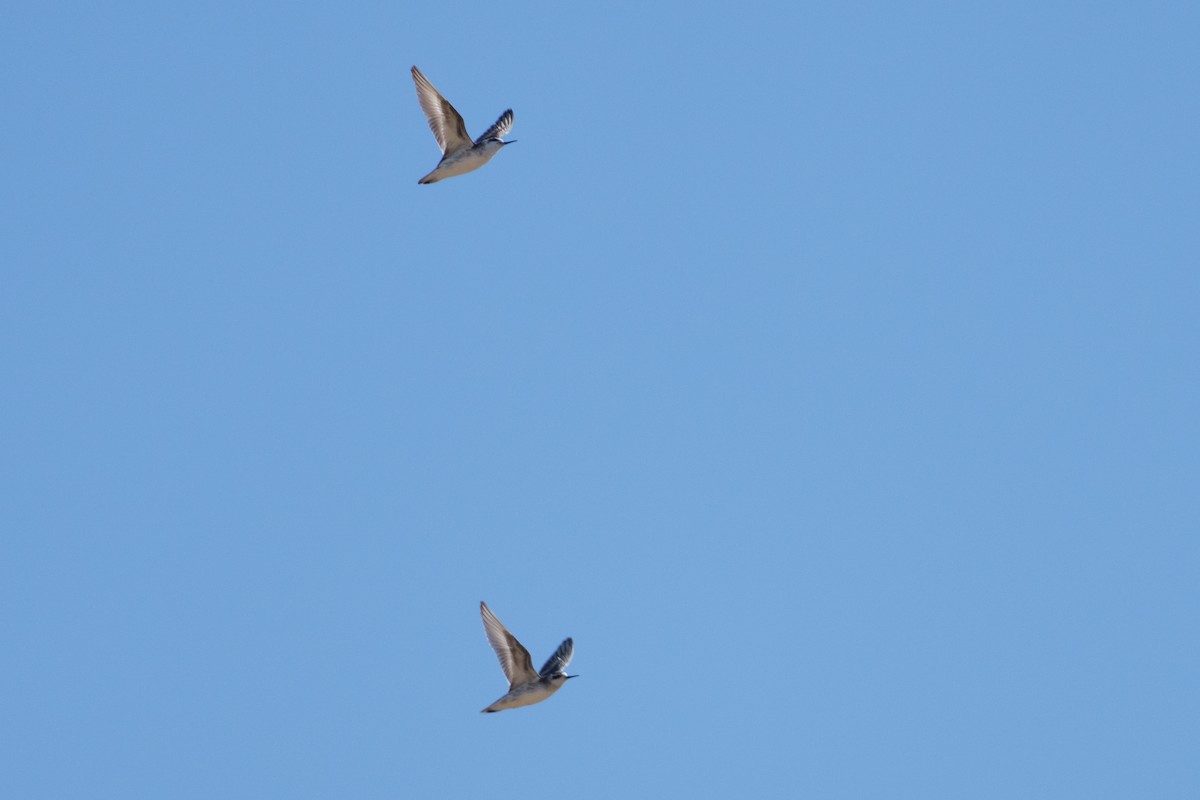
[481,602,538,688]
[474,109,514,144]
[539,637,574,677]
[411,66,472,154]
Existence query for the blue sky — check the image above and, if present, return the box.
[3,1,1197,797]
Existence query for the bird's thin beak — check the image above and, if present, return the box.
[505,140,517,145]
[567,674,579,679]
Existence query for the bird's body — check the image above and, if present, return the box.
[479,601,576,713]
[481,676,567,713]
[411,66,515,184]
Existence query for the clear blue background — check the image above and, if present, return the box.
[3,1,1197,797]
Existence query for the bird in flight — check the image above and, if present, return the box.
[479,601,576,713]
[411,66,516,185]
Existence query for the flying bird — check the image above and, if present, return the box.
[479,601,576,713]
[411,66,515,185]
